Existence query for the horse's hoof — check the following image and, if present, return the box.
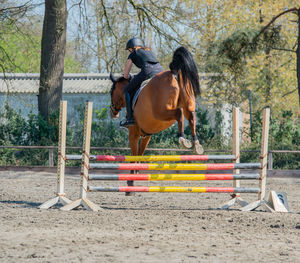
[193,140,204,155]
[179,137,192,149]
[125,192,135,196]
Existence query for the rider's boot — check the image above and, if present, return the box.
[120,92,135,127]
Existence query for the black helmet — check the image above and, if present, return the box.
[126,37,145,50]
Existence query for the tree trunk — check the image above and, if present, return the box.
[38,0,67,119]
[95,0,102,73]
[297,9,300,105]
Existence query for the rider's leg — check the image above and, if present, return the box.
[120,72,145,127]
[125,91,134,122]
[120,91,134,127]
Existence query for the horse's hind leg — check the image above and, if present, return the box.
[156,107,192,149]
[176,108,193,149]
[185,111,204,154]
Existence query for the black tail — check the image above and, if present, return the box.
[169,46,200,97]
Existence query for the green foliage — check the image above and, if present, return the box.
[241,109,300,169]
[205,25,289,109]
[217,28,259,74]
[0,103,59,165]
[0,20,82,73]
[213,26,282,74]
[0,103,298,169]
[92,107,128,147]
[0,24,40,72]
[64,49,84,73]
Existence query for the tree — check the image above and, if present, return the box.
[205,5,300,113]
[38,0,67,120]
[68,0,201,73]
[0,1,38,72]
[239,7,300,105]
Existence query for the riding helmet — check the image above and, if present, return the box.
[126,37,145,50]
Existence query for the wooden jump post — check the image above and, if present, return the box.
[61,101,100,211]
[241,107,271,212]
[220,107,248,209]
[39,101,72,209]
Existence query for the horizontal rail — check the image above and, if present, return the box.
[89,163,261,170]
[0,145,298,154]
[66,154,236,161]
[88,173,260,181]
[88,186,260,193]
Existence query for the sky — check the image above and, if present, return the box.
[24,0,83,42]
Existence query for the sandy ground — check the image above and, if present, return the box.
[0,170,300,263]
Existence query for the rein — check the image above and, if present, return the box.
[110,82,123,115]
[110,103,121,115]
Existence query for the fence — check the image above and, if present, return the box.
[0,145,299,170]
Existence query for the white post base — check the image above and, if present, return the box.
[240,199,273,212]
[221,195,248,210]
[60,198,101,211]
[39,195,71,209]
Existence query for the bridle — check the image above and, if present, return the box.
[110,102,121,115]
[110,84,122,116]
[110,77,129,116]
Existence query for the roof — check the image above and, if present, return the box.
[0,73,112,94]
[0,72,216,94]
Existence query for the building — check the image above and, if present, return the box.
[0,73,113,127]
[0,73,239,139]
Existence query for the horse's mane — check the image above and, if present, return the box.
[169,46,200,97]
[110,76,128,96]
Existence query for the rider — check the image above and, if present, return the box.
[120,37,163,127]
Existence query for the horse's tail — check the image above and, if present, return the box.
[169,46,200,97]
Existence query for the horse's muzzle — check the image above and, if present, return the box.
[110,107,119,119]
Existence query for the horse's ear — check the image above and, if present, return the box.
[110,72,118,83]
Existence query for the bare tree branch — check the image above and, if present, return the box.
[67,0,83,12]
[271,47,296,53]
[100,0,118,39]
[282,88,297,97]
[235,7,299,57]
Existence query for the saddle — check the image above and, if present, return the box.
[131,77,153,111]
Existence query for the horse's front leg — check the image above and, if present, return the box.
[138,135,151,156]
[186,111,204,154]
[126,126,140,196]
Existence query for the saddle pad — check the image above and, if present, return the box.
[132,77,152,110]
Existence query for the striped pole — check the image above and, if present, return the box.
[89,163,261,170]
[88,173,260,181]
[88,186,260,193]
[66,154,236,161]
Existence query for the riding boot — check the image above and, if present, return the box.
[120,92,135,127]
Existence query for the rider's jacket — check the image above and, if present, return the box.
[125,48,163,96]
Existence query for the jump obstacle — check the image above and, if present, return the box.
[40,101,271,212]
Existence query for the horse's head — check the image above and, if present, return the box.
[109,72,129,119]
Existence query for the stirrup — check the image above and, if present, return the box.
[120,119,135,127]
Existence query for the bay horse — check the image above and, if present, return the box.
[109,46,203,156]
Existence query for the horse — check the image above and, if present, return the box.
[109,46,203,157]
